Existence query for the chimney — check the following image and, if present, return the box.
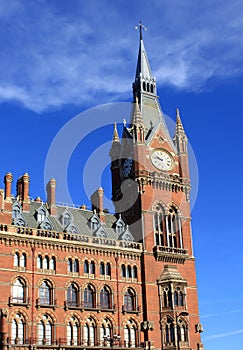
[46,178,57,216]
[0,189,4,210]
[22,173,30,211]
[91,187,105,223]
[16,177,23,201]
[4,172,13,200]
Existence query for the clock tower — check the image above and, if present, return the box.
[110,23,204,350]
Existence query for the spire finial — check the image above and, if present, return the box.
[135,21,147,40]
[112,122,120,143]
[175,108,186,135]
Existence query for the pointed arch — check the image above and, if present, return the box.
[123,318,139,348]
[67,282,80,307]
[11,312,26,344]
[37,313,54,345]
[12,277,27,304]
[83,284,96,309]
[83,316,97,346]
[100,285,112,310]
[66,315,80,346]
[123,287,137,312]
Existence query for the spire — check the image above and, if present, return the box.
[134,22,154,93]
[112,122,120,143]
[175,108,186,135]
[131,23,174,149]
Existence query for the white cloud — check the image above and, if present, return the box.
[204,329,243,340]
[0,0,242,112]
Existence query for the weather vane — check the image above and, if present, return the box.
[135,21,147,40]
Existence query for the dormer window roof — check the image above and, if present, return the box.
[116,216,126,234]
[119,226,134,242]
[61,209,73,228]
[90,213,100,233]
[36,205,47,224]
[64,222,79,234]
[39,217,53,231]
[12,200,27,227]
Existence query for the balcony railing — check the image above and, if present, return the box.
[153,245,188,263]
[36,298,57,309]
[122,304,141,314]
[0,224,143,252]
[5,337,145,349]
[64,300,116,312]
[9,296,30,307]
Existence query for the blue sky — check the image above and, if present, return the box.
[1,1,243,348]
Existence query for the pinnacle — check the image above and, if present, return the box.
[175,108,186,135]
[132,97,144,127]
[112,122,120,143]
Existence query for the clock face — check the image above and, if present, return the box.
[150,149,173,171]
[122,158,133,177]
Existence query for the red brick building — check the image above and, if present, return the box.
[0,25,204,350]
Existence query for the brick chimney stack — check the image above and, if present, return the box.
[91,187,105,223]
[16,173,30,211]
[46,178,57,216]
[22,173,30,211]
[4,172,13,200]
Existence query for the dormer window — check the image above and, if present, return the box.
[116,216,126,235]
[90,214,100,233]
[37,208,46,223]
[12,201,27,227]
[12,202,21,219]
[61,210,72,228]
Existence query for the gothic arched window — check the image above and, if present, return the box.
[154,204,183,249]
[163,287,172,308]
[100,318,112,346]
[12,278,26,304]
[177,319,188,343]
[67,284,78,307]
[38,314,53,345]
[84,285,95,308]
[100,286,111,309]
[67,316,79,345]
[124,288,136,312]
[39,280,52,305]
[174,287,184,307]
[154,204,165,246]
[165,317,174,344]
[124,319,137,348]
[11,313,25,344]
[83,317,96,346]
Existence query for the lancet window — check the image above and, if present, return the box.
[153,204,183,249]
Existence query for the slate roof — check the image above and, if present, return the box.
[12,199,135,242]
